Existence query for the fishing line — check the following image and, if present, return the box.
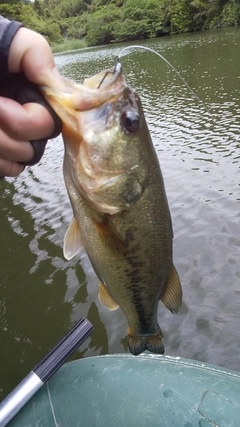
[117,46,237,150]
[117,45,210,113]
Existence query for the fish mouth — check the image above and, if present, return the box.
[41,60,125,118]
[70,60,125,111]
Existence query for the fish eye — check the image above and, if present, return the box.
[121,111,139,133]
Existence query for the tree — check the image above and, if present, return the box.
[210,0,240,28]
[162,0,195,34]
[114,0,165,41]
[86,4,121,45]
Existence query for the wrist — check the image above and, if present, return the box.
[0,16,23,80]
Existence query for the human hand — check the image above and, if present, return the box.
[0,27,64,178]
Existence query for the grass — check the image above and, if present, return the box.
[51,38,88,54]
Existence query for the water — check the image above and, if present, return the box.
[1,27,240,398]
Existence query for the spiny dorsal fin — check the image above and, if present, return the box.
[160,264,182,314]
[63,217,83,260]
[98,281,119,311]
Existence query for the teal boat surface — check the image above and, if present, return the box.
[8,354,240,427]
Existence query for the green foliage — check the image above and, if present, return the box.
[86,4,121,45]
[32,0,45,16]
[164,0,195,34]
[41,22,63,43]
[36,0,90,18]
[51,37,87,53]
[114,0,164,41]
[190,0,209,30]
[64,13,88,38]
[0,0,239,49]
[220,0,240,26]
[0,3,38,27]
[55,0,87,18]
[0,0,21,4]
[0,0,63,43]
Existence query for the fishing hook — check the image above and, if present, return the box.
[97,56,120,89]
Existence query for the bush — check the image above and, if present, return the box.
[52,38,87,53]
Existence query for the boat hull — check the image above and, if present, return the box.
[8,354,240,427]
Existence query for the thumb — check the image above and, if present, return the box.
[9,28,65,90]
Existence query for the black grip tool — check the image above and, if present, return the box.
[0,72,62,179]
[0,318,94,427]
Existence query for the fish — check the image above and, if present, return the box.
[41,60,182,356]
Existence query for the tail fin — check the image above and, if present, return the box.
[128,329,165,356]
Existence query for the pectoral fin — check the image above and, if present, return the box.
[98,281,119,311]
[63,217,83,260]
[160,265,182,314]
[94,214,127,255]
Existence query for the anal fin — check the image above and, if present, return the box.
[98,281,119,311]
[160,264,182,314]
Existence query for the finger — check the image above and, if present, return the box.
[0,97,55,141]
[0,128,34,163]
[9,29,65,90]
[0,158,24,178]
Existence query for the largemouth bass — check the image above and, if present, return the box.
[42,61,182,356]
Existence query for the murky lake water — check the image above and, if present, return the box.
[1,27,240,398]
